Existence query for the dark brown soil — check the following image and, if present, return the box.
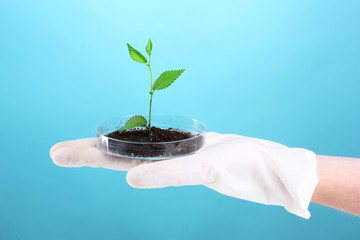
[106,127,195,142]
[103,127,204,158]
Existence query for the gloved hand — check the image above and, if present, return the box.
[50,132,318,219]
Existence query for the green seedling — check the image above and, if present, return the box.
[118,39,185,134]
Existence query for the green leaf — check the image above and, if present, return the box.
[118,115,147,132]
[127,43,147,63]
[152,69,185,91]
[146,38,153,55]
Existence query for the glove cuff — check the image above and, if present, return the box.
[281,148,318,218]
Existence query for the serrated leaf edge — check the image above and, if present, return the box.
[152,69,185,91]
[127,43,147,63]
[118,115,147,132]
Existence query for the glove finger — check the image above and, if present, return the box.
[51,146,147,171]
[202,132,240,150]
[204,132,220,138]
[50,138,97,157]
[126,151,217,188]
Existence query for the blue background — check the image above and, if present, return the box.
[1,0,360,239]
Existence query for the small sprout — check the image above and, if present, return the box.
[145,38,152,55]
[119,39,185,134]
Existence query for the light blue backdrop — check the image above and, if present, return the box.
[1,0,359,239]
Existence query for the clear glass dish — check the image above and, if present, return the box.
[96,114,206,160]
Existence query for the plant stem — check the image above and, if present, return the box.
[147,55,153,133]
[148,92,153,131]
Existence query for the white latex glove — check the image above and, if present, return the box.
[50,132,318,219]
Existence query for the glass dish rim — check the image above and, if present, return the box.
[96,114,206,145]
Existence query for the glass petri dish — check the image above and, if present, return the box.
[96,114,206,160]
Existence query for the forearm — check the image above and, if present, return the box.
[311,154,360,215]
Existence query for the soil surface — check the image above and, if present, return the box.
[106,127,196,142]
[102,127,204,158]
